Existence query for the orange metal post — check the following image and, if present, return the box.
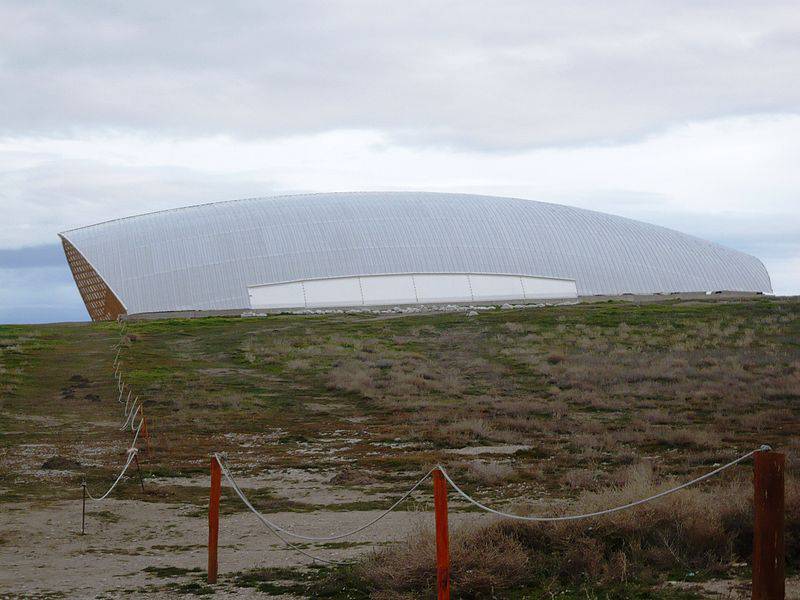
[208,456,222,584]
[81,480,86,535]
[433,469,450,600]
[140,408,153,457]
[753,450,785,600]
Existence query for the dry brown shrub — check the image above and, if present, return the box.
[444,418,497,441]
[640,409,673,425]
[503,322,532,334]
[657,427,720,449]
[362,469,799,597]
[561,468,602,491]
[459,460,516,485]
[329,469,378,486]
[364,522,529,597]
[326,360,377,398]
[286,358,310,370]
[431,369,468,397]
[736,408,795,433]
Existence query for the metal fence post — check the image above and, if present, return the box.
[81,479,86,535]
[433,468,450,600]
[208,455,222,584]
[752,449,784,600]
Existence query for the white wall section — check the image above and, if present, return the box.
[248,273,577,309]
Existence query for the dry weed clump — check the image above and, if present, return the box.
[458,460,517,485]
[326,360,377,398]
[360,469,799,598]
[364,522,529,598]
[240,336,294,364]
[560,467,603,490]
[443,418,497,442]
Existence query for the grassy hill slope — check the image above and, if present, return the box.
[1,297,798,597]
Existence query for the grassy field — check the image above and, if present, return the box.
[1,297,798,598]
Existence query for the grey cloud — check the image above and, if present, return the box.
[0,265,84,323]
[1,1,799,149]
[0,243,67,268]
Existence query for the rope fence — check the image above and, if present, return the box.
[437,445,769,522]
[84,448,139,501]
[79,318,150,532]
[207,445,786,599]
[213,453,438,566]
[216,453,434,542]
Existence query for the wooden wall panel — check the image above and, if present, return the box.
[61,237,126,321]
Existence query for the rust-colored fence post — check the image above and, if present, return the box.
[81,479,86,535]
[208,455,222,584]
[752,449,785,600]
[433,468,450,600]
[140,408,153,457]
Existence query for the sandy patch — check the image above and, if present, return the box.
[0,497,482,598]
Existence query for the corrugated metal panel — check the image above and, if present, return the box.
[60,192,772,316]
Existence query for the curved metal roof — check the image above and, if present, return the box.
[60,192,771,316]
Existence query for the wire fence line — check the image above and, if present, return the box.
[215,453,434,541]
[214,452,425,565]
[213,445,766,565]
[120,396,141,431]
[84,448,139,501]
[437,445,769,522]
[82,319,146,504]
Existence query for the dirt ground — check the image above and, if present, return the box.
[0,495,467,598]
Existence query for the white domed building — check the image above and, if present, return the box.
[59,192,771,321]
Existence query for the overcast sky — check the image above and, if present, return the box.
[1,1,798,323]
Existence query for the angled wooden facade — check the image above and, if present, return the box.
[61,236,126,321]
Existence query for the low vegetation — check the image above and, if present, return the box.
[1,296,798,597]
[358,467,800,599]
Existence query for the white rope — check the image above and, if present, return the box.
[121,397,140,431]
[215,453,434,541]
[129,412,144,445]
[437,445,768,522]
[83,320,147,502]
[248,511,344,565]
[85,447,139,501]
[214,455,351,565]
[85,412,143,501]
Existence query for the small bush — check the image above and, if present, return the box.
[364,522,529,597]
[358,470,799,598]
[459,460,516,485]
